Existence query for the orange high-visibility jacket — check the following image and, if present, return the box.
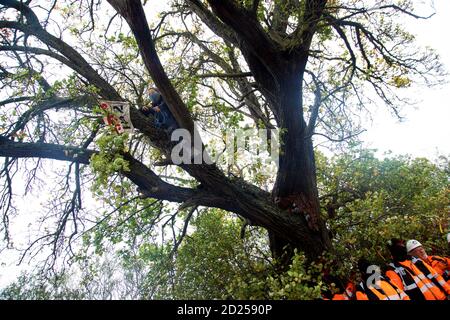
[331,281,356,300]
[411,257,450,298]
[386,259,447,300]
[425,255,450,283]
[355,279,410,300]
[332,293,350,300]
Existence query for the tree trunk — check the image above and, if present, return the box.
[107,0,332,266]
[269,71,331,266]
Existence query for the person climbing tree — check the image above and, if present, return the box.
[141,87,178,133]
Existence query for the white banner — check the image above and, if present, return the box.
[99,100,134,134]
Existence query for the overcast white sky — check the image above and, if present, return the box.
[1,0,450,289]
[361,0,450,159]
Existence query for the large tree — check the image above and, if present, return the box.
[0,0,443,268]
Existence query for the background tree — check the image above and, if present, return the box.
[2,148,447,299]
[0,0,444,276]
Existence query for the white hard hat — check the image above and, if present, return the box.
[447,233,450,243]
[406,239,422,253]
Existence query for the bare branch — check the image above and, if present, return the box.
[378,4,435,20]
[312,130,366,143]
[306,76,322,136]
[0,44,82,73]
[171,206,197,255]
[5,95,96,138]
[0,0,120,100]
[197,72,253,79]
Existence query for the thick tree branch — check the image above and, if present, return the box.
[0,44,81,72]
[292,0,327,61]
[205,0,281,75]
[0,137,244,214]
[0,136,94,163]
[270,0,290,34]
[3,135,322,257]
[0,139,326,260]
[306,78,322,136]
[0,95,33,107]
[106,0,195,134]
[251,0,260,17]
[0,0,41,25]
[197,72,252,79]
[185,0,238,46]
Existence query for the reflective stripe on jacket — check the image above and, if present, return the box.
[411,257,450,299]
[356,279,410,300]
[427,255,450,282]
[386,260,444,300]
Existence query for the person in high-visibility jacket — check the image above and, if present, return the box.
[406,239,450,288]
[332,280,356,300]
[385,238,448,300]
[355,258,409,300]
[322,274,356,300]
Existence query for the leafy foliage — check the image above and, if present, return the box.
[0,273,85,300]
[2,149,447,299]
[0,0,447,300]
[317,149,449,277]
